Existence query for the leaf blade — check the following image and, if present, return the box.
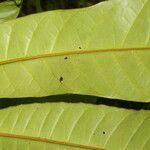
[0,0,150,101]
[0,102,149,150]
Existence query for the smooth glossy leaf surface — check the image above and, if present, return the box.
[0,1,21,23]
[0,102,149,150]
[0,0,150,102]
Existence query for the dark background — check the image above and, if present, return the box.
[0,0,106,16]
[20,0,106,16]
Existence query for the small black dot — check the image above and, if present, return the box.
[64,57,68,60]
[79,47,81,49]
[59,76,63,83]
[103,131,105,135]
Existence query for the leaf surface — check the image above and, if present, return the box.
[0,0,150,102]
[0,1,21,23]
[0,102,149,150]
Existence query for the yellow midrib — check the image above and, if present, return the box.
[0,132,104,150]
[0,47,150,65]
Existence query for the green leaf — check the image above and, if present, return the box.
[0,1,21,23]
[0,0,150,102]
[0,102,149,150]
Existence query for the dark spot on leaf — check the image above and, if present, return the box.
[59,76,63,83]
[79,47,81,49]
[103,131,105,135]
[64,57,68,60]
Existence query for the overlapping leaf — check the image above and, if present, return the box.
[0,0,150,102]
[0,1,21,23]
[0,102,149,150]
